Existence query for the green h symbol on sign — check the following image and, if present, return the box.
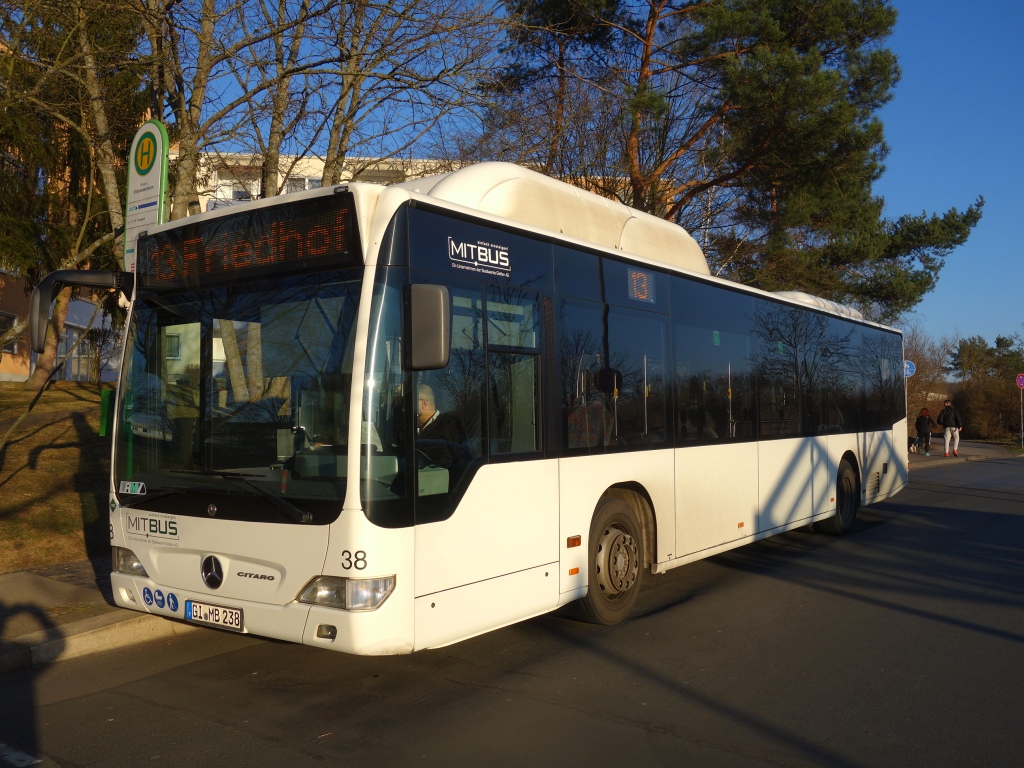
[135,132,157,175]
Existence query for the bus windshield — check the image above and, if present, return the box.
[113,269,362,524]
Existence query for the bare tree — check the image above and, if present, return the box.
[901,321,954,428]
[140,0,323,216]
[227,0,329,197]
[138,0,499,210]
[311,0,501,184]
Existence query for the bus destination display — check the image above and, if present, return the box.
[138,194,359,285]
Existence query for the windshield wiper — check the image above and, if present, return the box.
[119,486,205,508]
[171,469,312,524]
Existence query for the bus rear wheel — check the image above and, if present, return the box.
[814,459,859,535]
[579,495,644,625]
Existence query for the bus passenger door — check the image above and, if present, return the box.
[413,284,558,650]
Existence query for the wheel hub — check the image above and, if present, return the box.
[596,525,639,597]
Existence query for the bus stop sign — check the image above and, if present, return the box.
[904,360,916,377]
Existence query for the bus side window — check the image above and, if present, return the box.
[488,353,539,453]
[487,288,541,455]
[672,277,756,444]
[606,306,668,445]
[559,298,608,451]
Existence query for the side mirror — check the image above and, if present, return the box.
[30,270,134,353]
[407,284,450,371]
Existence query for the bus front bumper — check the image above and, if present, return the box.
[110,573,414,655]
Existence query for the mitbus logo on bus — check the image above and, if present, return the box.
[145,209,350,280]
[125,512,179,540]
[448,236,511,276]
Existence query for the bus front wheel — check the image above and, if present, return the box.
[814,459,859,535]
[579,495,644,625]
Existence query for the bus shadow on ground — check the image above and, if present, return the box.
[0,602,64,762]
[695,502,1024,651]
[510,483,1024,766]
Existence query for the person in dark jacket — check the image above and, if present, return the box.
[936,399,963,457]
[415,384,467,468]
[914,408,937,455]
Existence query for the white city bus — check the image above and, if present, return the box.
[31,162,907,654]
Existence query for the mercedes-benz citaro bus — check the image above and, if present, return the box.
[30,162,908,654]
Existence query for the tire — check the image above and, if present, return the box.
[578,494,645,625]
[813,458,859,535]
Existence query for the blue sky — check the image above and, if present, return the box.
[874,0,1024,345]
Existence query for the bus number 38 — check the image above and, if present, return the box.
[341,550,367,570]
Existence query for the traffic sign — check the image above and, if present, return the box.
[904,360,916,377]
[1018,374,1024,450]
[124,119,169,273]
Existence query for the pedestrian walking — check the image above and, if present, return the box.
[936,399,963,457]
[914,408,937,455]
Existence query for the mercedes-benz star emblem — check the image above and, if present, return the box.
[201,555,224,589]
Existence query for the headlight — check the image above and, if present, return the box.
[345,576,396,611]
[113,546,149,578]
[297,575,395,612]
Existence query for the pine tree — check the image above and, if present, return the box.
[477,0,983,321]
[948,334,1024,439]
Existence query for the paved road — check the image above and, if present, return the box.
[3,457,1023,767]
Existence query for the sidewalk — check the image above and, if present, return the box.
[0,557,199,675]
[908,439,1015,471]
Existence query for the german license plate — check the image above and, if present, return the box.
[185,599,243,632]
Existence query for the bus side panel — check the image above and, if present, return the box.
[858,430,879,502]
[558,450,675,596]
[890,420,910,491]
[675,442,757,558]
[827,431,859,499]
[757,437,814,532]
[810,436,834,518]
[414,461,559,597]
[315,510,416,655]
[860,429,899,504]
[413,564,555,651]
[827,427,905,507]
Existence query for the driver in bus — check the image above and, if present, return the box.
[416,383,466,468]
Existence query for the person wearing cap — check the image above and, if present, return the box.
[936,398,963,457]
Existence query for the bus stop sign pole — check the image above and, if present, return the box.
[1017,373,1024,449]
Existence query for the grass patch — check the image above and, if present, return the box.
[979,436,1024,457]
[0,381,114,573]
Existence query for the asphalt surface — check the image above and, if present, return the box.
[1,442,1022,767]
[2,440,1007,676]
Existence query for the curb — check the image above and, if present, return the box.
[910,452,1022,472]
[910,455,981,467]
[0,611,202,675]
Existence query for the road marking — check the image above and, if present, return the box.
[0,742,40,767]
